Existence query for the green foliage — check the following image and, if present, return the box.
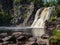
[43,0,58,7]
[0,9,13,26]
[58,0,60,4]
[53,29,60,39]
[50,37,58,42]
[13,0,34,4]
[50,29,60,43]
[43,2,49,7]
[13,0,20,3]
[49,7,60,22]
[55,8,60,17]
[50,16,56,22]
[34,0,43,6]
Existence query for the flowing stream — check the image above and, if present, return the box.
[31,7,55,37]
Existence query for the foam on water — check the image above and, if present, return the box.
[31,6,55,36]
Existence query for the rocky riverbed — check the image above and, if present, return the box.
[0,31,48,45]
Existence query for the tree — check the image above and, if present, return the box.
[43,0,58,6]
[0,9,13,26]
[58,0,60,4]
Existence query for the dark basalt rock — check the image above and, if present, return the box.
[0,39,3,43]
[41,34,49,39]
[6,36,17,44]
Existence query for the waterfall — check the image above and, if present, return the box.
[31,8,43,27]
[31,9,41,27]
[31,7,55,37]
[0,6,55,37]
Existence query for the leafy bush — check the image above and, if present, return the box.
[55,8,60,17]
[0,9,13,26]
[43,0,58,6]
[50,29,60,44]
[53,29,60,39]
[50,16,56,22]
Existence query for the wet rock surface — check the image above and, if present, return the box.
[0,32,48,45]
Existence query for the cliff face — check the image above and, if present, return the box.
[12,2,34,26]
[0,0,44,26]
[10,0,43,26]
[0,0,34,26]
[1,0,59,26]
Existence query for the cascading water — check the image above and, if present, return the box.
[31,6,55,37]
[0,6,55,37]
[31,9,41,27]
[31,8,43,27]
[0,6,55,45]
